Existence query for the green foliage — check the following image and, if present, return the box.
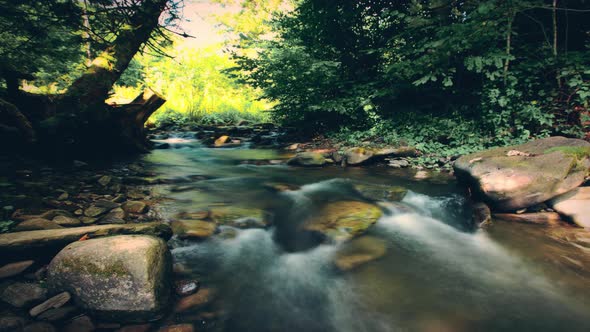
[234,0,590,150]
[110,41,271,127]
[0,220,14,233]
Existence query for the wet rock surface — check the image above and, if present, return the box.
[47,235,172,322]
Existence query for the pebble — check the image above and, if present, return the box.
[53,215,81,227]
[175,280,200,296]
[0,260,34,279]
[37,305,78,321]
[0,311,26,331]
[0,282,47,308]
[98,175,112,186]
[174,288,216,313]
[122,201,148,214]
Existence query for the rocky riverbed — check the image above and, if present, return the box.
[1,125,589,332]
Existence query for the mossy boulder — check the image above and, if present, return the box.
[209,206,270,228]
[287,152,328,167]
[549,187,590,228]
[454,136,590,211]
[345,146,418,165]
[47,235,171,322]
[303,201,382,242]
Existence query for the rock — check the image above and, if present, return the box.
[209,206,270,228]
[414,170,429,180]
[344,147,374,165]
[214,135,230,147]
[52,215,81,227]
[171,220,217,240]
[39,210,73,220]
[37,305,78,321]
[454,137,590,211]
[0,222,172,253]
[549,187,590,228]
[388,159,409,168]
[0,282,47,308]
[493,212,566,226]
[29,292,71,317]
[334,236,387,271]
[57,192,69,201]
[62,315,94,332]
[175,280,200,297]
[84,206,110,218]
[14,218,62,231]
[0,260,34,279]
[23,322,56,332]
[303,201,382,242]
[354,184,407,202]
[122,201,148,214]
[73,160,88,168]
[0,311,26,331]
[98,175,112,187]
[287,152,328,167]
[174,288,216,313]
[47,235,171,322]
[158,324,194,332]
[472,202,491,227]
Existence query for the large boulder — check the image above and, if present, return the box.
[549,187,590,228]
[303,201,382,242]
[47,235,171,322]
[453,137,590,211]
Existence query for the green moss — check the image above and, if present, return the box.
[60,257,129,278]
[544,146,590,161]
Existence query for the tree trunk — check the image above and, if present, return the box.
[65,0,168,104]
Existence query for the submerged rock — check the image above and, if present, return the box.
[287,152,328,167]
[47,235,171,322]
[0,260,34,279]
[171,220,217,240]
[493,212,565,226]
[549,187,590,228]
[454,137,590,211]
[303,201,382,242]
[209,206,270,228]
[334,236,387,271]
[174,288,217,313]
[354,184,407,202]
[14,218,62,231]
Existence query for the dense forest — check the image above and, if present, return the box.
[1,0,589,157]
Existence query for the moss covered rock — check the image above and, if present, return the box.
[287,152,328,167]
[454,136,590,211]
[171,220,217,240]
[47,235,171,322]
[334,236,387,271]
[303,201,382,242]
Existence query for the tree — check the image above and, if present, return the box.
[0,0,182,154]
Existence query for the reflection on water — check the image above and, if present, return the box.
[147,134,590,332]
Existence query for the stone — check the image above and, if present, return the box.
[493,212,565,226]
[175,280,200,296]
[354,184,407,202]
[39,210,73,220]
[14,218,62,231]
[287,152,327,167]
[0,260,34,279]
[98,175,112,187]
[29,292,71,317]
[214,135,230,147]
[549,187,590,228]
[47,235,171,322]
[52,215,81,227]
[209,206,269,228]
[122,201,148,214]
[171,220,217,240]
[0,222,172,253]
[57,192,69,201]
[174,288,216,313]
[62,315,94,332]
[84,206,110,218]
[303,201,382,242]
[472,202,491,227]
[0,311,26,331]
[158,324,194,332]
[334,236,387,271]
[23,322,56,332]
[344,147,375,165]
[454,137,590,211]
[0,282,47,308]
[37,305,78,321]
[388,159,409,168]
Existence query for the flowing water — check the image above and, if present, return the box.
[144,134,590,332]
